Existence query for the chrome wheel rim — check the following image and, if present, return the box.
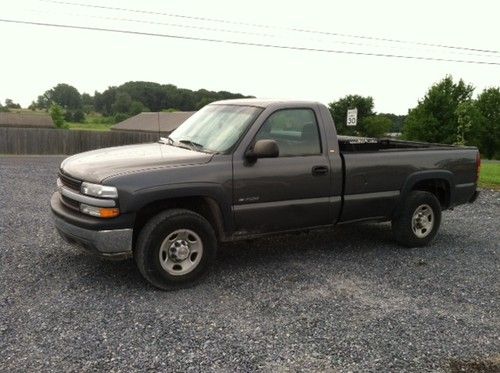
[159,229,203,276]
[411,204,434,238]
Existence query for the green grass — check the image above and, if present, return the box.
[67,122,114,131]
[479,161,500,190]
[67,113,116,131]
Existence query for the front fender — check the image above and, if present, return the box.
[119,182,233,233]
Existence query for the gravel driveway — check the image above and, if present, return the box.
[1,156,499,372]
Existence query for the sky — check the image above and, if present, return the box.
[1,0,499,114]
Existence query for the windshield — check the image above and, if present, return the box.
[168,105,262,153]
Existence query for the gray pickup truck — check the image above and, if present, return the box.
[51,99,480,290]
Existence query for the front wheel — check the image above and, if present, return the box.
[134,209,217,290]
[392,191,442,247]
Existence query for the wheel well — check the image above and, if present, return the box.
[132,196,225,248]
[412,179,450,209]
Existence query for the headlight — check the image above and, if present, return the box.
[81,182,118,198]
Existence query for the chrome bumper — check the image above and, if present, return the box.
[54,215,133,259]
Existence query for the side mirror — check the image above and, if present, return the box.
[245,139,279,160]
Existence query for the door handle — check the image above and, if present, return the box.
[312,165,329,176]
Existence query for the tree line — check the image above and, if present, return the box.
[0,98,22,111]
[2,76,498,158]
[328,76,499,159]
[23,81,252,123]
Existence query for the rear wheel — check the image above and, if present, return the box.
[392,191,441,247]
[134,209,217,290]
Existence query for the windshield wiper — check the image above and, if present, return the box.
[159,136,192,150]
[159,136,175,145]
[160,137,215,153]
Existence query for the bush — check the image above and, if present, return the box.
[63,111,73,122]
[62,109,86,123]
[72,109,85,123]
[50,103,67,129]
[113,113,129,123]
[88,115,115,124]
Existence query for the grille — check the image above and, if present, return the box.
[61,194,80,211]
[59,172,81,191]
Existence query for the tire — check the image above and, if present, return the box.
[134,209,217,290]
[392,191,442,247]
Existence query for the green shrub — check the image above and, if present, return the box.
[113,113,129,123]
[72,109,85,123]
[129,101,147,115]
[50,103,67,129]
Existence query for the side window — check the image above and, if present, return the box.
[255,109,321,156]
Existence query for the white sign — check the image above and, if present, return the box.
[347,108,358,126]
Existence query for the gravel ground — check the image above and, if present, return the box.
[0,155,499,372]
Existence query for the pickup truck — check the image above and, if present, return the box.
[51,99,480,290]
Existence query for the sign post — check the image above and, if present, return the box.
[347,108,358,127]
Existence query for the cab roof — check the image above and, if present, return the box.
[211,98,323,108]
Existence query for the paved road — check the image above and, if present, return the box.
[1,156,499,372]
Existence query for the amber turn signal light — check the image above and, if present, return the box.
[99,208,120,218]
[80,204,120,218]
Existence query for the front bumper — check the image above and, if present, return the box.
[51,192,133,259]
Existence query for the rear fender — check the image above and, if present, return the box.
[395,170,455,214]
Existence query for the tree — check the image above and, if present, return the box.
[129,100,148,115]
[81,93,93,106]
[403,76,474,144]
[32,81,252,116]
[455,101,481,146]
[328,95,374,135]
[50,103,67,129]
[94,88,116,116]
[111,92,132,114]
[378,113,407,133]
[36,94,49,110]
[5,98,21,109]
[38,83,82,110]
[475,87,500,159]
[363,115,393,137]
[81,93,94,114]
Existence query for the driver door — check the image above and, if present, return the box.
[232,108,331,234]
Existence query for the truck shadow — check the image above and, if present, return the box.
[215,222,396,265]
[64,222,398,291]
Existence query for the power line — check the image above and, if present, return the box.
[41,0,500,55]
[1,18,499,66]
[29,9,497,59]
[29,10,400,51]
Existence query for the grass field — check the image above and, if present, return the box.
[479,161,500,190]
[67,122,114,131]
[67,113,115,131]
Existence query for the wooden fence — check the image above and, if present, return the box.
[0,128,161,155]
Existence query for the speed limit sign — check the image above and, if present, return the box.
[347,108,358,126]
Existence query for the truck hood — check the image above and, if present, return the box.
[60,142,213,183]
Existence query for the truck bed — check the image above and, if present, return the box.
[337,136,478,222]
[338,136,457,153]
